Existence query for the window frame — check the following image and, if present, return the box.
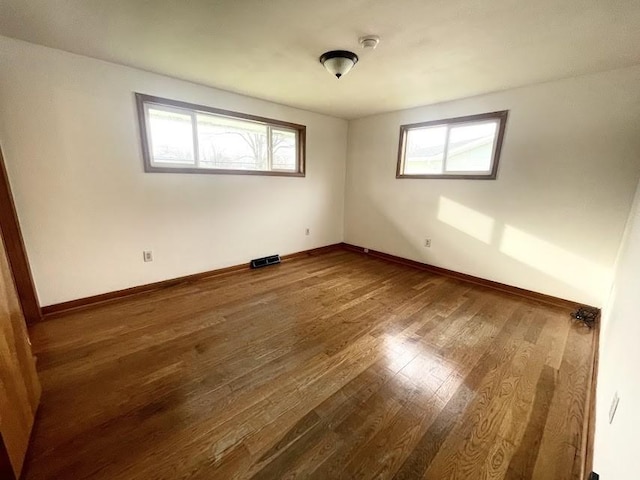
[396,110,508,180]
[135,93,306,177]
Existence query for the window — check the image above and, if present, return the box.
[397,111,508,179]
[136,93,306,176]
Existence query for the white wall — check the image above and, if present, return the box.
[2,35,640,310]
[0,36,348,306]
[593,177,640,479]
[344,67,640,306]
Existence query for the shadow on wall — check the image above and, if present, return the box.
[357,193,608,304]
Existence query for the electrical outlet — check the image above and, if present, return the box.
[305,228,310,236]
[425,238,432,248]
[143,250,153,262]
[609,391,620,424]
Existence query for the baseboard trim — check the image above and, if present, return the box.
[40,243,342,318]
[41,241,591,318]
[340,242,585,310]
[583,316,601,478]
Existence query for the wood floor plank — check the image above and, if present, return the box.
[23,250,594,480]
[506,364,557,479]
[423,334,534,478]
[532,322,592,480]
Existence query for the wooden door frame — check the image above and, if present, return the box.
[0,146,41,324]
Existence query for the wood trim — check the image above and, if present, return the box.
[136,94,306,131]
[135,93,306,177]
[0,147,41,324]
[40,241,591,318]
[398,110,510,132]
[395,122,407,178]
[340,242,586,310]
[278,243,342,261]
[583,316,601,478]
[396,173,499,180]
[139,166,305,177]
[396,110,508,180]
[41,244,342,318]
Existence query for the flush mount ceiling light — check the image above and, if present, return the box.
[319,50,359,79]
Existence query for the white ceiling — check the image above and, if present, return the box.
[1,0,640,119]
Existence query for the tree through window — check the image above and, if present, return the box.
[137,94,305,177]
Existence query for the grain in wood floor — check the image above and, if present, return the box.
[23,250,594,480]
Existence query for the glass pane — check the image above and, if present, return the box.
[404,126,447,174]
[197,114,268,170]
[272,129,297,171]
[445,121,497,172]
[148,107,195,165]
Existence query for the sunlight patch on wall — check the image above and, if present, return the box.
[437,197,495,244]
[500,224,608,287]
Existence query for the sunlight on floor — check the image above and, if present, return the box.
[383,334,457,395]
[383,334,420,373]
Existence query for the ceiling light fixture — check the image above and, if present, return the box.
[319,50,359,79]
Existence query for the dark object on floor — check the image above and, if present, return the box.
[589,472,599,480]
[250,254,281,269]
[571,306,600,329]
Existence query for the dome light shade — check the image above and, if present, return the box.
[319,50,359,79]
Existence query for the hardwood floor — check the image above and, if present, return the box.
[24,250,594,480]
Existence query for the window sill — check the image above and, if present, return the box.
[145,166,305,177]
[396,173,497,180]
